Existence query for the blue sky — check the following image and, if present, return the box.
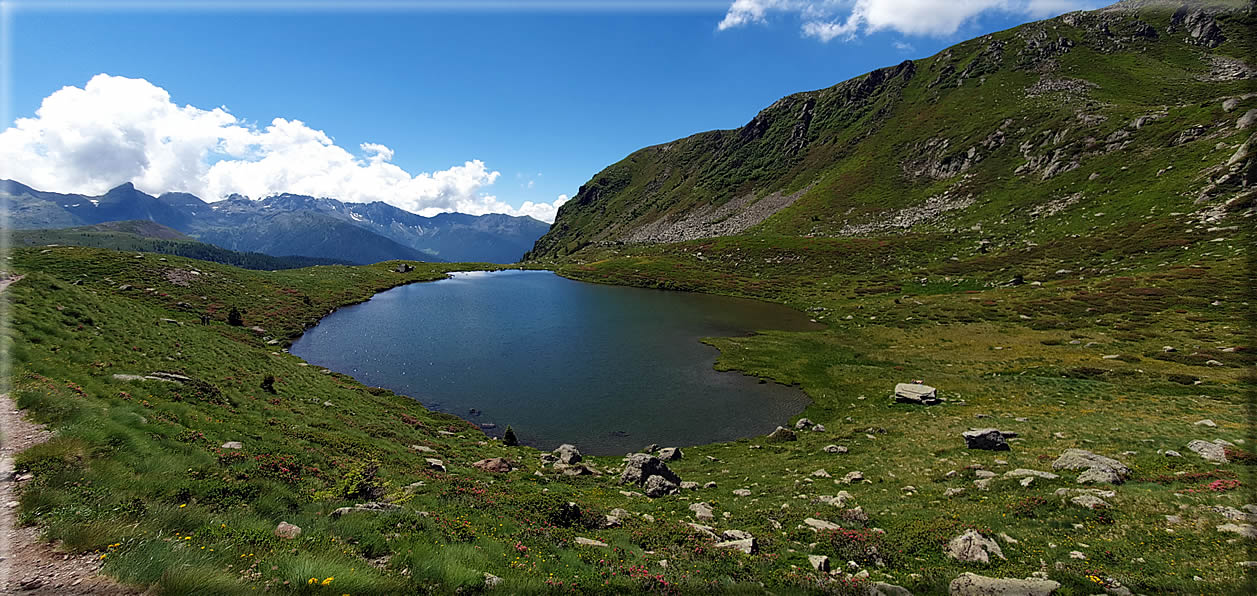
[3,1,1095,221]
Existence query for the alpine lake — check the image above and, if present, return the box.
[291,270,821,454]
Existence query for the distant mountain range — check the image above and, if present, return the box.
[1,180,550,264]
[12,220,356,270]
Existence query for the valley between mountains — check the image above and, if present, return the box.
[1,1,1254,594]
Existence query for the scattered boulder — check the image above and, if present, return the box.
[331,502,401,518]
[808,554,830,572]
[643,474,679,498]
[657,447,683,461]
[274,522,302,539]
[483,573,503,589]
[574,537,608,547]
[944,487,966,497]
[554,444,582,465]
[1051,449,1130,484]
[1217,523,1257,538]
[620,453,681,492]
[553,463,599,476]
[803,517,841,531]
[1239,109,1257,130]
[962,429,1011,451]
[686,523,719,540]
[869,582,913,596]
[767,426,797,442]
[1070,495,1109,509]
[1054,487,1116,499]
[1195,419,1217,428]
[721,529,752,541]
[842,471,865,484]
[794,418,814,430]
[1187,439,1229,463]
[733,488,752,497]
[689,502,714,521]
[221,441,243,450]
[949,572,1060,595]
[895,383,941,405]
[680,481,699,490]
[1169,6,1225,48]
[824,445,849,454]
[1004,469,1059,480]
[425,458,446,472]
[715,538,756,554]
[946,530,1005,564]
[472,458,514,473]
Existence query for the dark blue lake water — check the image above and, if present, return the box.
[290,270,819,454]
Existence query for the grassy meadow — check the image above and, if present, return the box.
[2,210,1252,595]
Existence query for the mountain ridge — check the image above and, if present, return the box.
[526,0,1255,260]
[1,180,551,264]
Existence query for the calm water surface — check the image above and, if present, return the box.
[291,270,819,454]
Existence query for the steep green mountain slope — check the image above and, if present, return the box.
[12,221,353,270]
[528,0,1255,260]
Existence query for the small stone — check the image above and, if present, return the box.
[220,441,243,450]
[823,445,848,454]
[768,426,797,442]
[1195,419,1217,428]
[575,537,608,547]
[714,538,756,554]
[483,573,503,588]
[949,573,1060,596]
[808,554,830,572]
[733,488,752,497]
[1187,439,1228,463]
[657,447,683,461]
[554,444,582,465]
[946,530,1005,564]
[274,522,301,539]
[803,518,841,531]
[1071,495,1109,509]
[1217,523,1257,538]
[689,502,714,521]
[962,429,1010,451]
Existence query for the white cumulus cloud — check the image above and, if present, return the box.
[717,0,1098,41]
[0,74,567,222]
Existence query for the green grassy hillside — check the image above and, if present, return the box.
[527,1,1255,259]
